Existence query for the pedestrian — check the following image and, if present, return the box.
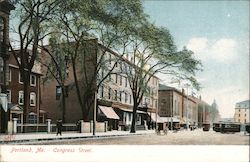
[56,119,63,136]
[76,120,81,133]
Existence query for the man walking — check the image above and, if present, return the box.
[56,119,63,136]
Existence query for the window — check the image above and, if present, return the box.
[8,68,11,82]
[245,119,247,123]
[28,113,37,124]
[108,88,112,99]
[30,92,36,106]
[125,77,128,87]
[125,92,128,103]
[0,57,3,83]
[114,90,117,101]
[6,90,11,103]
[119,91,122,102]
[238,119,240,122]
[238,114,240,117]
[109,54,112,65]
[239,109,240,112]
[30,74,36,86]
[18,91,24,105]
[0,17,4,41]
[115,74,118,83]
[19,72,24,84]
[120,75,122,86]
[129,95,132,104]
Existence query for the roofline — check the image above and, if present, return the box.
[9,64,43,75]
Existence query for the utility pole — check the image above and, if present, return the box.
[93,91,97,136]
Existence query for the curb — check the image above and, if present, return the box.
[0,132,155,144]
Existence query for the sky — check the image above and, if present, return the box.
[143,0,249,118]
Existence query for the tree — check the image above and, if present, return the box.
[44,0,148,121]
[118,22,202,133]
[9,0,60,127]
[38,36,69,122]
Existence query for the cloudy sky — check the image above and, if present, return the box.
[143,1,249,118]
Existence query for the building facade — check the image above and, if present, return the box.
[40,41,159,131]
[97,47,159,130]
[234,100,249,124]
[158,84,198,129]
[6,51,42,125]
[0,0,14,133]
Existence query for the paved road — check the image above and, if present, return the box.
[34,129,249,145]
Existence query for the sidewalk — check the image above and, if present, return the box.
[0,130,156,144]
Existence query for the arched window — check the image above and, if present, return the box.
[18,91,24,105]
[30,92,36,106]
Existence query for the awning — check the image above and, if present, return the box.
[99,106,120,120]
[160,117,180,123]
[118,107,147,114]
[147,113,165,123]
[0,93,8,112]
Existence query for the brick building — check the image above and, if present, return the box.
[40,41,159,131]
[0,0,14,133]
[97,46,159,130]
[158,84,198,129]
[5,51,42,125]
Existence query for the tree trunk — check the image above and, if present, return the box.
[130,104,138,133]
[61,84,66,123]
[22,71,30,132]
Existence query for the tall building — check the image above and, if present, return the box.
[234,100,249,124]
[97,47,159,130]
[40,41,159,131]
[0,0,15,133]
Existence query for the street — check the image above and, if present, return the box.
[33,129,249,145]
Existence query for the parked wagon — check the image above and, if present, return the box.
[202,123,210,131]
